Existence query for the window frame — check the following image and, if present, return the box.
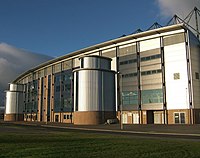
[174,112,185,124]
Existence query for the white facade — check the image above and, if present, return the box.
[165,43,189,110]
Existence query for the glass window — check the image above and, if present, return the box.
[141,89,163,104]
[122,91,138,106]
[155,54,161,59]
[141,54,161,62]
[141,72,146,76]
[174,113,185,124]
[54,70,72,112]
[152,70,157,74]
[195,72,199,79]
[180,113,185,124]
[141,57,146,62]
[174,113,179,124]
[147,71,151,75]
[156,69,162,73]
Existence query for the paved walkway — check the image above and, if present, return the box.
[2,121,200,140]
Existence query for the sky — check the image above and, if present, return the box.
[0,0,200,106]
[0,0,167,57]
[0,0,199,57]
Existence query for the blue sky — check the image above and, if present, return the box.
[0,0,182,57]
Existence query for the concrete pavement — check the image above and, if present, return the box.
[1,121,200,140]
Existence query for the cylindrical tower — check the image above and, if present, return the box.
[4,83,24,121]
[73,56,116,125]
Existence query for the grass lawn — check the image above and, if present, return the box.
[0,123,200,158]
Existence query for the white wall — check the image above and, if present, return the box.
[165,43,189,110]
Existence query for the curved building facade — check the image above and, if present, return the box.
[4,23,200,124]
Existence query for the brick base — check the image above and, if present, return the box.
[4,114,24,121]
[74,111,116,125]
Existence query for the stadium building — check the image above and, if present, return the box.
[4,8,200,125]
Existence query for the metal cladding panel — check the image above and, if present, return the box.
[78,70,102,111]
[189,31,200,109]
[5,91,18,114]
[9,84,24,92]
[82,56,111,70]
[18,93,24,113]
[77,70,115,111]
[99,58,111,70]
[82,57,98,69]
[5,91,24,114]
[103,71,116,111]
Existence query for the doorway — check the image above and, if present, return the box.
[55,115,59,122]
[147,111,154,124]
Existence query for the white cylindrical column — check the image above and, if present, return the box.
[74,56,116,125]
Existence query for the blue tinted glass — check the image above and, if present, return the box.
[141,89,163,104]
[122,91,138,105]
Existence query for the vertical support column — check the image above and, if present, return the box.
[43,75,48,123]
[73,71,77,113]
[37,78,41,122]
[51,73,55,122]
[116,46,120,113]
[136,41,142,124]
[51,65,55,122]
[185,30,194,124]
[160,36,167,124]
[99,50,102,56]
[194,7,199,39]
[31,73,34,121]
[60,63,63,123]
[24,84,27,121]
[70,59,74,123]
[40,77,44,122]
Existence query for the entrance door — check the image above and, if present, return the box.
[147,111,154,124]
[55,115,59,122]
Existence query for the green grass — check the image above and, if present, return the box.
[0,124,200,158]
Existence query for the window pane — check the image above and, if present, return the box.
[141,89,163,104]
[174,113,179,124]
[180,113,185,124]
[122,91,138,106]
